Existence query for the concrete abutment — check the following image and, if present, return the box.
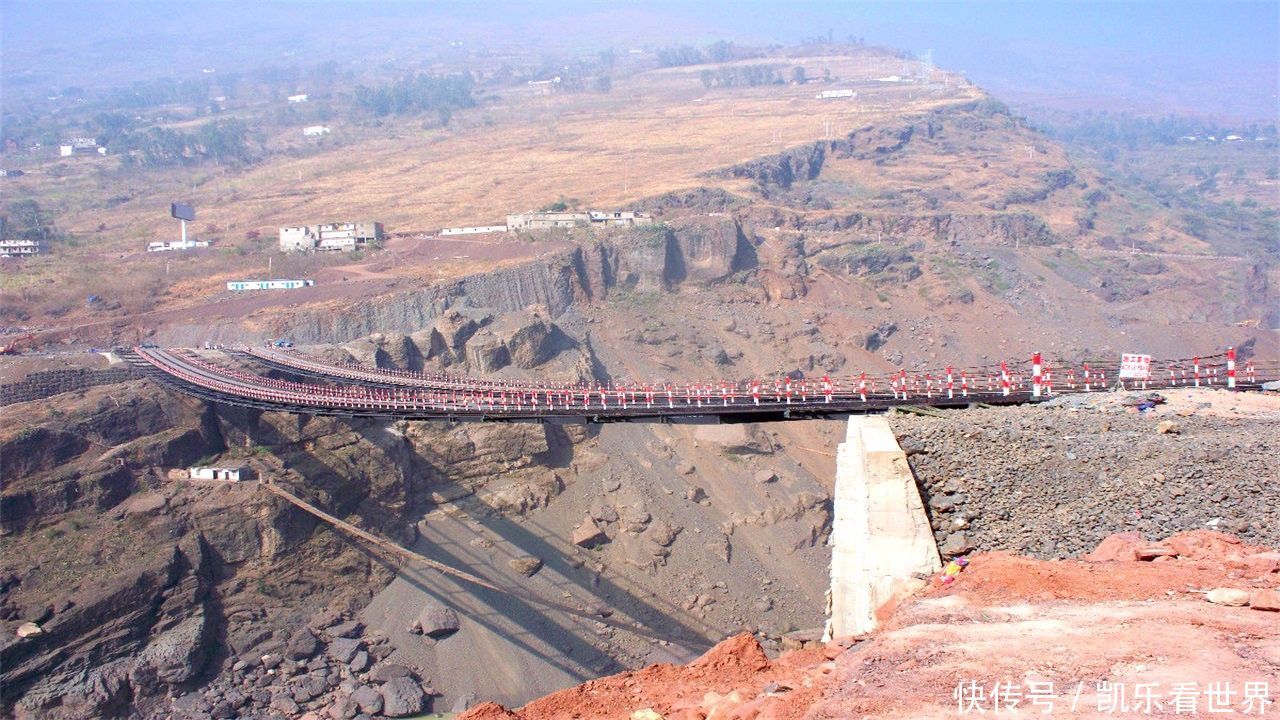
[826,415,941,638]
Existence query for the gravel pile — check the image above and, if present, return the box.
[891,399,1280,559]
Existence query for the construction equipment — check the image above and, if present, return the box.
[0,333,35,355]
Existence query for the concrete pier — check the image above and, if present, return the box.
[827,415,940,638]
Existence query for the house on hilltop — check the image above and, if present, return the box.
[280,221,384,253]
[506,210,653,230]
[59,138,105,157]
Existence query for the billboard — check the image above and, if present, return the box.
[170,203,195,221]
[1119,353,1152,379]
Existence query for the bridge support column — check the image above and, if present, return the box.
[826,415,941,639]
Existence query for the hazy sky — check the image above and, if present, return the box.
[3,1,1277,118]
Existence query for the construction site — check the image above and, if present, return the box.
[1,5,1277,720]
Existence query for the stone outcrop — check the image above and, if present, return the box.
[2,539,214,718]
[0,366,138,407]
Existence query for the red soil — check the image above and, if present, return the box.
[459,531,1280,720]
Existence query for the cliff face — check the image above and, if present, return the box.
[794,212,1058,248]
[157,216,756,347]
[0,372,595,719]
[0,334,837,717]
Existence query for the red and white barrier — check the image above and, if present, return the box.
[1032,352,1043,398]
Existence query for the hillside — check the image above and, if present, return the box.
[1,41,1278,720]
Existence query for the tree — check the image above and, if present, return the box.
[7,199,60,243]
[657,45,703,68]
[791,66,807,84]
[705,40,734,63]
[354,73,475,122]
[593,75,613,93]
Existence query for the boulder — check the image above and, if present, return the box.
[351,685,384,715]
[328,696,359,719]
[572,518,609,548]
[381,676,427,717]
[1156,420,1181,435]
[480,474,564,515]
[1134,545,1177,561]
[1206,588,1250,606]
[325,620,364,639]
[618,504,652,534]
[417,605,460,639]
[508,555,544,577]
[327,637,363,663]
[285,629,321,660]
[349,649,371,673]
[292,675,327,702]
[754,470,778,484]
[270,694,300,715]
[941,532,975,557]
[646,520,681,548]
[368,664,413,683]
[588,500,619,524]
[15,622,42,638]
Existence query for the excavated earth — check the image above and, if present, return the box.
[894,387,1280,559]
[459,530,1280,720]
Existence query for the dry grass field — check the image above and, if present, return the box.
[1,51,980,329]
[3,46,1250,341]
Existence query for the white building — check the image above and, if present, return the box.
[147,240,209,252]
[0,238,44,258]
[816,89,856,99]
[303,125,330,137]
[188,466,249,481]
[227,279,315,291]
[587,211,652,226]
[287,94,309,103]
[279,226,317,252]
[441,225,509,236]
[279,221,384,252]
[59,137,104,157]
[506,211,652,230]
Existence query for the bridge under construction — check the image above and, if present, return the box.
[126,345,1275,424]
